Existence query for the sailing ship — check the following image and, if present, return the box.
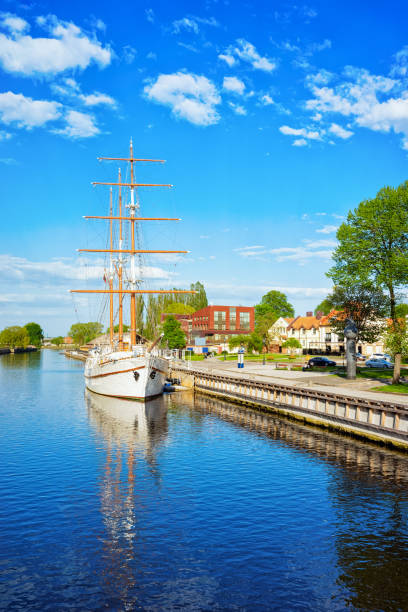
[71,140,194,400]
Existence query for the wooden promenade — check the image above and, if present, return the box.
[170,362,408,450]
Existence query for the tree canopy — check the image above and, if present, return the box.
[163,302,195,315]
[229,332,263,353]
[282,338,302,351]
[314,299,332,316]
[255,290,294,319]
[24,322,44,347]
[51,336,64,346]
[327,283,388,344]
[395,303,408,318]
[68,322,104,345]
[328,181,408,382]
[0,326,29,348]
[188,281,208,311]
[255,311,278,346]
[162,315,186,349]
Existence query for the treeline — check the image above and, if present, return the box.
[0,322,44,349]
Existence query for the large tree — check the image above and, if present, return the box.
[24,322,44,347]
[255,290,294,319]
[255,310,278,348]
[314,299,332,316]
[328,182,408,383]
[327,283,388,344]
[164,302,195,315]
[68,322,103,346]
[188,281,208,311]
[229,332,263,353]
[0,326,29,349]
[162,315,186,349]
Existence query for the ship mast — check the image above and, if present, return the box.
[109,187,114,346]
[73,140,196,351]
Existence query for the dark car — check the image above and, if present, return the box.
[307,357,336,367]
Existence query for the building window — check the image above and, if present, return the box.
[230,307,236,331]
[214,310,226,330]
[313,327,316,335]
[239,311,250,330]
[325,333,331,342]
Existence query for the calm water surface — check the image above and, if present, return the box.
[1,350,408,611]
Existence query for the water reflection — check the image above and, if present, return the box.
[86,391,169,607]
[174,392,408,611]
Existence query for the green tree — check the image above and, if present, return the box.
[107,324,130,334]
[68,322,103,345]
[328,182,408,383]
[384,320,408,382]
[395,303,408,318]
[314,299,332,316]
[24,322,44,347]
[255,311,278,348]
[255,290,294,319]
[0,326,29,348]
[164,302,195,315]
[162,315,186,349]
[51,336,64,346]
[327,283,388,344]
[282,338,302,353]
[188,281,208,311]
[229,333,263,353]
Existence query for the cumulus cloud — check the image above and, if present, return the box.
[293,138,307,146]
[329,122,353,139]
[234,241,335,264]
[54,110,100,138]
[1,13,29,34]
[233,39,276,72]
[0,14,112,76]
[0,91,61,128]
[316,225,339,234]
[223,76,245,95]
[144,71,221,126]
[218,53,236,67]
[279,125,322,140]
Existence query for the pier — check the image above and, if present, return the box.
[170,361,408,450]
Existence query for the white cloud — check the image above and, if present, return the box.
[172,17,199,34]
[234,245,265,251]
[145,9,155,23]
[0,91,61,128]
[304,238,337,247]
[293,138,307,146]
[144,71,221,126]
[55,110,100,138]
[235,241,334,264]
[218,53,236,67]
[234,38,276,72]
[316,225,339,234]
[79,92,116,107]
[279,125,322,140]
[260,93,274,105]
[0,15,112,76]
[223,76,245,95]
[1,13,29,34]
[329,122,353,139]
[123,45,136,64]
[229,102,247,115]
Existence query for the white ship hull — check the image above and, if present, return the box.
[84,350,169,400]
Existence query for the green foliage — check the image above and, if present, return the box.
[51,336,64,346]
[327,283,388,343]
[255,290,294,319]
[68,322,104,345]
[282,338,302,349]
[107,324,130,333]
[24,322,44,347]
[228,332,263,353]
[328,182,408,322]
[395,303,408,318]
[314,299,332,316]
[188,281,208,311]
[0,326,29,348]
[384,320,408,358]
[163,302,195,315]
[162,315,186,349]
[255,310,278,345]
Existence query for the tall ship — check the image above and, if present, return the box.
[71,140,193,400]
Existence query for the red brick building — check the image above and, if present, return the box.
[191,305,254,346]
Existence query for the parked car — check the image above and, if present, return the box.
[365,358,394,369]
[307,357,336,367]
[355,352,365,361]
[369,353,391,361]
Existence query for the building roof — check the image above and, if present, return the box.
[288,315,320,330]
[318,309,343,326]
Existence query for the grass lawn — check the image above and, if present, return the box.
[217,353,297,361]
[370,383,408,394]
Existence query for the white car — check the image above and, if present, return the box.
[365,358,393,369]
[369,353,391,361]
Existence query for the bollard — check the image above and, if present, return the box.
[238,347,245,369]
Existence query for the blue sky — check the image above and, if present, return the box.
[1,0,408,335]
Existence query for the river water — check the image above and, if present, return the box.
[1,350,408,611]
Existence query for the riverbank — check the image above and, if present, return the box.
[170,360,408,451]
